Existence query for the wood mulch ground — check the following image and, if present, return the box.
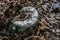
[0,0,60,40]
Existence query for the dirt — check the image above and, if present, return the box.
[0,0,60,40]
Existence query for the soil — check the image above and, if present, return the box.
[0,0,60,40]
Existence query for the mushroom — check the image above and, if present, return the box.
[12,7,39,31]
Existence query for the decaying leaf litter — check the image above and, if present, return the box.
[0,0,60,40]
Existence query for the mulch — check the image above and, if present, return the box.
[0,0,60,40]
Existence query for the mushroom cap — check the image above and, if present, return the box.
[12,7,39,30]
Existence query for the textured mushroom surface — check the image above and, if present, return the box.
[12,7,38,30]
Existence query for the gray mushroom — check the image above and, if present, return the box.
[12,7,39,31]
